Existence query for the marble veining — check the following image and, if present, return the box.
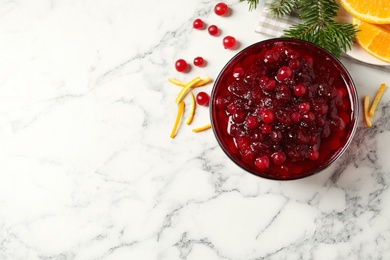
[0,0,390,259]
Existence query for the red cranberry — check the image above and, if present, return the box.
[264,50,278,63]
[302,55,313,67]
[271,151,286,165]
[270,129,283,142]
[233,67,244,78]
[214,2,228,16]
[232,110,245,123]
[245,115,259,129]
[302,112,315,123]
[289,58,300,70]
[223,36,236,49]
[263,79,276,91]
[299,102,311,113]
[255,156,269,169]
[276,66,293,81]
[175,59,188,72]
[291,112,301,123]
[312,101,328,115]
[196,92,210,106]
[261,124,272,134]
[193,56,205,67]
[294,84,307,97]
[262,110,275,124]
[193,19,204,29]
[308,150,319,160]
[208,25,219,36]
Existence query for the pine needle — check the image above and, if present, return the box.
[240,0,358,57]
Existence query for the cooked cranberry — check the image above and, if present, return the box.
[276,66,293,81]
[299,102,311,113]
[229,124,245,137]
[233,67,244,78]
[275,84,292,103]
[308,150,319,160]
[302,55,313,67]
[317,117,326,127]
[251,130,264,142]
[264,79,276,91]
[312,101,328,115]
[246,115,259,129]
[330,116,346,131]
[242,148,255,162]
[261,124,272,134]
[294,84,307,97]
[302,112,315,123]
[289,58,300,70]
[270,129,283,142]
[232,110,245,123]
[296,129,310,144]
[215,96,227,109]
[262,110,275,124]
[250,88,263,103]
[259,76,269,86]
[255,156,269,169]
[264,50,278,63]
[291,112,301,123]
[275,109,292,125]
[271,151,286,165]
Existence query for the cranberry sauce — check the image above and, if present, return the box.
[211,39,357,180]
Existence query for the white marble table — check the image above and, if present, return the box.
[1,0,389,259]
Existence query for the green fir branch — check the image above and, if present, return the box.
[239,0,260,11]
[283,0,358,56]
[269,0,299,18]
[240,0,358,57]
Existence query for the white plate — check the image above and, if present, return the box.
[337,7,390,66]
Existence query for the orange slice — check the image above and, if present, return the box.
[341,0,390,24]
[363,96,372,128]
[353,18,390,63]
[185,91,196,125]
[192,123,212,132]
[369,83,387,117]
[170,101,185,138]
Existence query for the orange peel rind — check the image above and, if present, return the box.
[185,91,196,125]
[175,77,202,104]
[192,123,212,133]
[369,83,386,117]
[363,95,372,128]
[170,101,185,138]
[169,76,211,88]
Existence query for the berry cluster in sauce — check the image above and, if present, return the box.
[212,40,356,179]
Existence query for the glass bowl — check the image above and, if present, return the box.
[210,38,359,180]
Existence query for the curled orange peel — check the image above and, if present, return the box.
[175,77,202,104]
[170,101,185,138]
[185,91,196,125]
[169,76,211,88]
[363,96,372,128]
[369,83,386,117]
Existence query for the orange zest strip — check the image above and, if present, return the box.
[175,77,202,104]
[168,78,186,87]
[170,101,185,138]
[368,83,386,117]
[363,96,372,128]
[169,76,211,88]
[185,91,196,125]
[192,123,212,133]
